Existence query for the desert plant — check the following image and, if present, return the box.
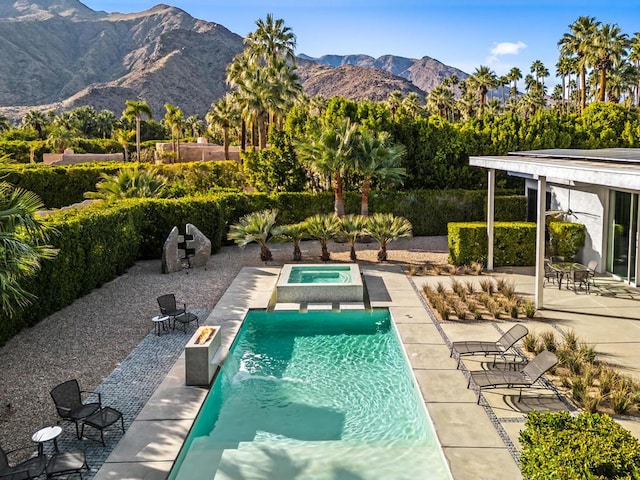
[436,281,447,295]
[523,333,540,354]
[432,264,442,275]
[508,300,519,319]
[227,209,278,261]
[540,331,557,352]
[501,281,517,300]
[582,393,602,413]
[464,280,475,295]
[470,261,483,275]
[435,298,451,321]
[496,277,507,291]
[562,329,579,350]
[582,364,598,387]
[453,301,467,320]
[571,377,587,404]
[598,366,619,395]
[84,167,168,200]
[610,388,635,415]
[577,342,597,364]
[450,278,465,297]
[487,299,502,319]
[363,213,412,261]
[271,222,307,261]
[305,213,341,261]
[479,278,495,294]
[522,300,536,318]
[339,214,367,261]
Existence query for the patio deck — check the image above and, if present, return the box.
[92,265,640,480]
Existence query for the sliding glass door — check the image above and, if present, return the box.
[608,191,639,284]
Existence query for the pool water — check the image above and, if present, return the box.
[169,309,451,480]
[288,265,352,284]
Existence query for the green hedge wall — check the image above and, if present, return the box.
[548,221,587,261]
[520,411,640,479]
[447,222,537,266]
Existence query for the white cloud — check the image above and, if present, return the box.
[487,41,527,64]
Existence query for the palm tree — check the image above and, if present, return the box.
[556,56,575,113]
[112,128,135,161]
[402,92,423,118]
[310,95,328,116]
[207,95,237,160]
[354,130,406,216]
[244,13,296,68]
[227,209,278,262]
[95,110,117,139]
[558,16,601,112]
[84,167,167,200]
[304,213,341,261]
[185,115,205,139]
[296,117,358,217]
[122,100,152,161]
[386,91,403,121]
[21,110,50,139]
[0,181,57,317]
[0,115,10,132]
[163,103,184,162]
[339,214,367,261]
[591,23,630,102]
[497,75,509,105]
[469,65,497,115]
[363,213,412,261]
[508,67,522,99]
[428,85,456,120]
[272,222,307,261]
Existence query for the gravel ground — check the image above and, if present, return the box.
[0,236,447,455]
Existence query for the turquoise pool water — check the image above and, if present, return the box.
[169,309,451,480]
[288,265,352,283]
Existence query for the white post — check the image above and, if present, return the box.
[535,176,547,309]
[487,169,495,271]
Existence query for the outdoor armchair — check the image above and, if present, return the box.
[450,324,528,368]
[586,259,598,286]
[571,269,591,294]
[157,294,186,329]
[467,350,558,404]
[50,379,101,439]
[0,444,45,479]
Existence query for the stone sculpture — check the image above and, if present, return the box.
[161,224,211,273]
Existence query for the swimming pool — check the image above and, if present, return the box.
[288,265,353,283]
[168,309,452,480]
[276,263,364,303]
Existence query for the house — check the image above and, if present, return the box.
[470,148,640,306]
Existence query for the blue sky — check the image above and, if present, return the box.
[82,1,640,84]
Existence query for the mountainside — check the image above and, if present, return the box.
[0,1,469,121]
[300,54,468,93]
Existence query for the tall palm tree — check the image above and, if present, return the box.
[591,23,630,102]
[558,16,601,112]
[0,182,57,317]
[207,95,238,160]
[556,56,575,113]
[227,209,278,262]
[497,75,509,105]
[402,92,423,118]
[296,117,358,217]
[185,115,205,139]
[122,100,152,161]
[112,128,135,161]
[21,110,50,139]
[95,109,117,139]
[244,13,296,68]
[354,130,406,216]
[310,95,328,116]
[163,103,184,162]
[469,65,497,115]
[386,91,403,121]
[0,115,10,132]
[428,86,456,119]
[508,67,522,99]
[363,213,412,262]
[629,32,640,105]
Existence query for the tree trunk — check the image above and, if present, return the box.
[176,133,181,162]
[360,178,371,216]
[321,241,330,261]
[260,243,272,262]
[241,119,247,151]
[293,244,302,261]
[334,174,345,217]
[223,127,229,160]
[599,69,607,102]
[350,245,357,261]
[377,245,387,262]
[580,65,587,112]
[136,116,141,161]
[259,114,267,150]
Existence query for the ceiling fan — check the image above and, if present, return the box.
[545,190,599,220]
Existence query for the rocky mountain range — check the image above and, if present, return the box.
[0,0,468,121]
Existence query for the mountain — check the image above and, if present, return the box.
[0,1,469,121]
[300,54,469,93]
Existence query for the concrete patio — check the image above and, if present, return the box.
[92,264,640,480]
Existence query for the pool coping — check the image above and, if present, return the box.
[94,265,523,480]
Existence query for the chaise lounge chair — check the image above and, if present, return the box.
[467,350,558,404]
[50,379,102,439]
[450,324,529,368]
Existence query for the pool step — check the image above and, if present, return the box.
[272,301,368,313]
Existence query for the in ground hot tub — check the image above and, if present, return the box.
[276,264,363,303]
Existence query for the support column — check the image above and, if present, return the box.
[535,176,547,309]
[487,169,495,271]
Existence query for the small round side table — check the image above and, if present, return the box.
[32,425,62,455]
[151,315,170,335]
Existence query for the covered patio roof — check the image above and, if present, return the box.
[470,148,640,191]
[469,149,640,310]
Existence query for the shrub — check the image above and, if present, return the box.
[520,411,640,479]
[522,333,540,353]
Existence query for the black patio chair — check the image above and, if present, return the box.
[571,269,591,294]
[0,444,45,479]
[586,259,598,287]
[543,259,557,286]
[46,451,89,479]
[50,379,101,439]
[157,294,186,329]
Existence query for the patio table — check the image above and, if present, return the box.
[551,262,589,290]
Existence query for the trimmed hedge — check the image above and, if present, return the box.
[448,222,537,266]
[548,221,586,261]
[520,411,640,479]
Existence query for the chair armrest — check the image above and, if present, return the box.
[81,390,102,406]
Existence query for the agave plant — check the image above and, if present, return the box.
[339,214,367,261]
[363,213,412,261]
[84,167,167,200]
[227,209,278,261]
[271,222,308,261]
[304,213,342,261]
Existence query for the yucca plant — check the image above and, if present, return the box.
[464,280,475,295]
[522,333,540,354]
[227,209,278,262]
[598,366,619,395]
[304,213,342,261]
[363,213,412,261]
[540,331,558,352]
[84,167,168,200]
[479,278,495,294]
[339,214,367,261]
[271,222,308,261]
